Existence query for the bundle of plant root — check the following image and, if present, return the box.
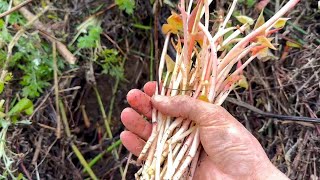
[135,0,300,179]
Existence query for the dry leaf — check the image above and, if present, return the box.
[162,12,183,34]
[257,36,276,50]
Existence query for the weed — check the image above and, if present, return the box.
[238,0,256,8]
[77,26,103,49]
[1,1,65,99]
[0,94,33,179]
[76,24,125,80]
[115,0,135,15]
[99,49,124,80]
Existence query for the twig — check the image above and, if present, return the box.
[154,0,161,94]
[0,0,32,18]
[80,105,91,128]
[52,42,61,139]
[20,161,32,180]
[226,97,320,123]
[31,130,43,165]
[32,138,57,176]
[150,28,154,81]
[122,153,132,180]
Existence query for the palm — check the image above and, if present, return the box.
[121,82,280,179]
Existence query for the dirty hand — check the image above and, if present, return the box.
[120,82,288,180]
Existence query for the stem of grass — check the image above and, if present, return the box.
[59,100,98,180]
[93,86,124,176]
[83,139,122,173]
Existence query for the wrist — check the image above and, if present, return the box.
[254,161,289,180]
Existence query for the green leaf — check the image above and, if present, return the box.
[4,72,13,82]
[238,0,256,8]
[99,49,124,80]
[237,75,249,89]
[115,0,135,14]
[236,15,254,25]
[8,98,34,117]
[16,173,25,180]
[254,10,265,30]
[0,112,5,118]
[77,26,102,49]
[0,118,10,128]
[0,19,4,29]
[272,18,289,29]
[0,82,4,94]
[286,41,302,48]
[0,99,4,109]
[246,0,256,8]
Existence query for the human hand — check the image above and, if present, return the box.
[120,81,288,180]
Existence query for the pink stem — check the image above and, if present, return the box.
[218,0,300,74]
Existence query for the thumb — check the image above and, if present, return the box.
[151,95,235,126]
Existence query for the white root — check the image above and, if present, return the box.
[173,128,200,179]
[135,0,300,179]
[137,122,158,164]
[188,147,201,180]
[166,129,196,179]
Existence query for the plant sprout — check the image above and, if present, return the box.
[135,0,300,179]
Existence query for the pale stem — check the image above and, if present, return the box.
[155,116,166,180]
[159,33,171,82]
[187,0,193,14]
[221,0,238,30]
[230,53,258,77]
[180,0,189,67]
[171,71,183,96]
[161,72,170,96]
[218,24,248,50]
[137,123,158,164]
[188,147,201,180]
[214,87,233,105]
[215,45,254,93]
[173,128,201,179]
[198,23,218,101]
[200,0,214,17]
[169,119,192,143]
[169,130,196,179]
[212,27,237,43]
[170,124,196,144]
[204,0,209,29]
[218,0,300,74]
